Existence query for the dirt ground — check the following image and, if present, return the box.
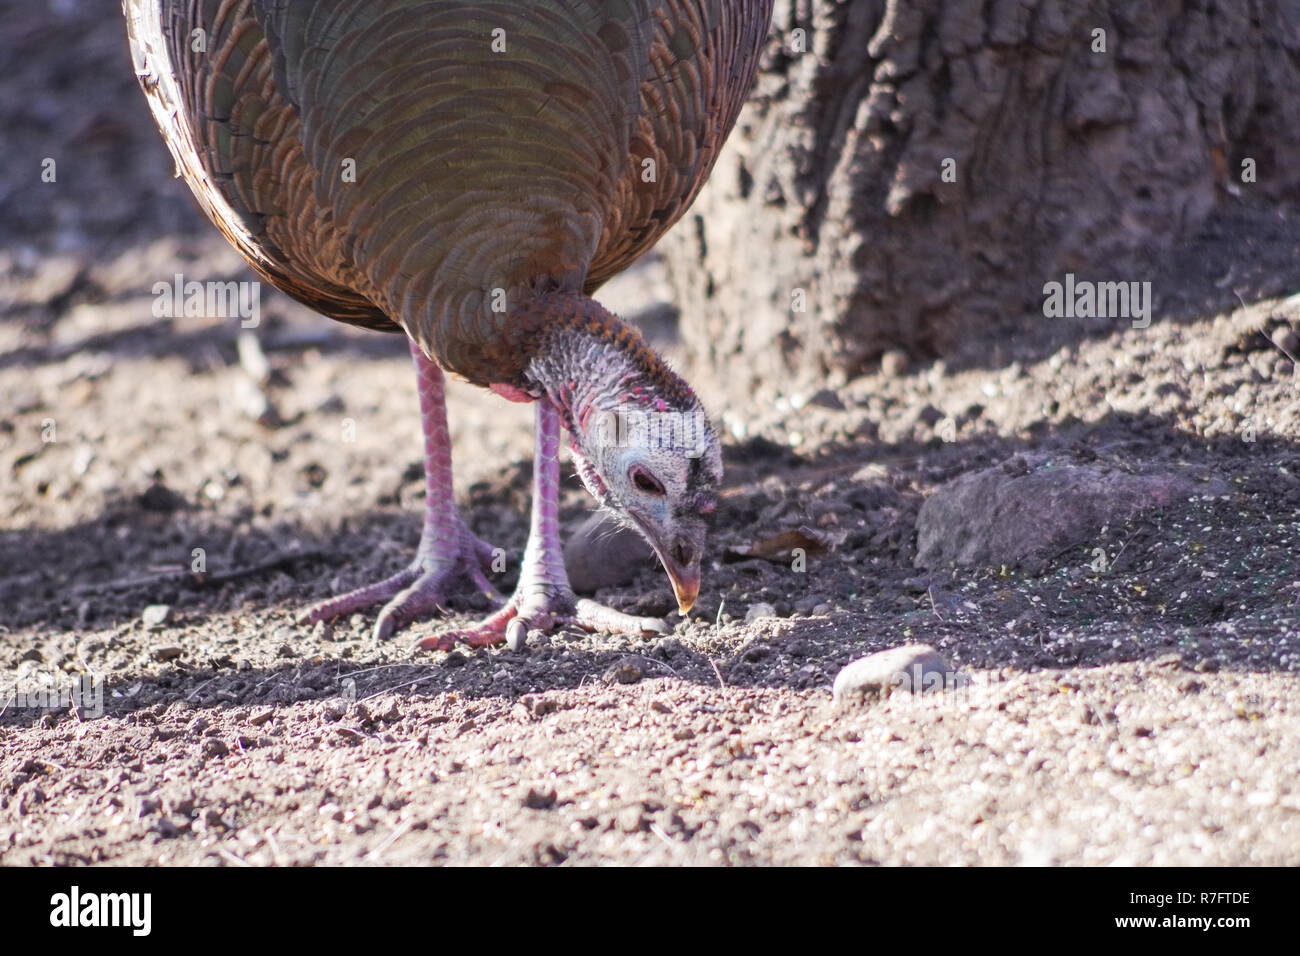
[2,4,1299,867]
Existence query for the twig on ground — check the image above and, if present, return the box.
[215,847,252,868]
[71,550,329,596]
[709,657,729,697]
[366,819,413,861]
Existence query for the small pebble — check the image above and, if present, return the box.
[521,787,557,810]
[152,645,183,662]
[806,388,846,410]
[521,695,561,717]
[745,603,777,623]
[605,661,644,685]
[142,604,173,628]
[880,349,910,377]
[618,807,647,832]
[323,702,347,721]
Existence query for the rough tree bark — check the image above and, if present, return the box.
[661,0,1300,393]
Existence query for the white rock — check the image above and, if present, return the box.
[142,604,173,628]
[832,644,956,706]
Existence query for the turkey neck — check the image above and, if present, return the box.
[516,293,696,437]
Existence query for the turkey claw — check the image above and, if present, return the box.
[413,593,665,653]
[297,525,502,640]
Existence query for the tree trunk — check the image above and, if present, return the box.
[662,0,1300,394]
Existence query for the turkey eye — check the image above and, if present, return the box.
[631,467,665,496]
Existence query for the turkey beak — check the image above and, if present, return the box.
[669,565,700,614]
[659,538,701,614]
[632,515,703,614]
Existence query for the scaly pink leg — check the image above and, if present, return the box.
[298,340,502,639]
[417,401,665,652]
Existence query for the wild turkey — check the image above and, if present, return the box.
[123,0,772,649]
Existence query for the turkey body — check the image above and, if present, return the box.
[125,0,771,644]
[124,0,771,385]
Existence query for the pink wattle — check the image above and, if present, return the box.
[489,382,536,403]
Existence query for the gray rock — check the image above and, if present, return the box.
[832,645,956,706]
[808,388,846,410]
[914,456,1230,570]
[793,388,846,411]
[745,602,777,623]
[564,513,655,594]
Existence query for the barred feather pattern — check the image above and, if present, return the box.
[124,0,773,382]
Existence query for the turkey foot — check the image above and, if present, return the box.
[416,401,665,653]
[298,519,501,640]
[416,585,664,652]
[297,341,503,640]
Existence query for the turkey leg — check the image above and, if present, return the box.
[417,401,665,652]
[298,340,502,639]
